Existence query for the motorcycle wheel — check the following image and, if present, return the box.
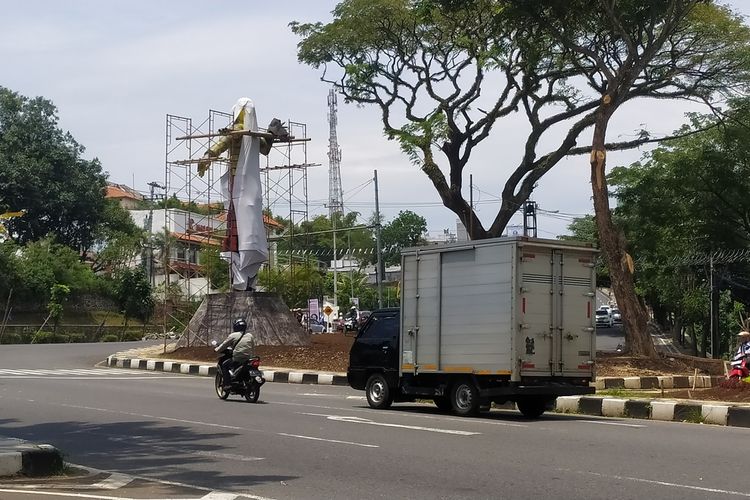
[215,372,229,400]
[244,382,260,403]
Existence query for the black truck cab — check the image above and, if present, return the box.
[347,308,400,393]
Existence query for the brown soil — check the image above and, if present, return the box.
[162,333,354,373]
[163,334,750,403]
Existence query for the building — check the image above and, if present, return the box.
[128,208,283,297]
[104,183,144,209]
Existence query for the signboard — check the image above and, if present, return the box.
[308,298,319,320]
[323,305,333,316]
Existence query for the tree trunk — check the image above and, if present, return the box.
[589,99,657,358]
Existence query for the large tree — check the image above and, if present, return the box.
[293,0,750,356]
[381,210,427,265]
[522,0,750,356]
[0,87,107,254]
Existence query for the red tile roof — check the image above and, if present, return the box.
[105,183,143,201]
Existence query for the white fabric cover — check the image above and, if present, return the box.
[220,98,269,290]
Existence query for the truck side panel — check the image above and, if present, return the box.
[402,243,514,375]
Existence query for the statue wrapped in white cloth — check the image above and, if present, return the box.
[197,98,287,291]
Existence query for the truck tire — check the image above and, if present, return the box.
[365,373,393,409]
[450,380,480,416]
[517,397,553,418]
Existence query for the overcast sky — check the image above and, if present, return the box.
[2,1,748,239]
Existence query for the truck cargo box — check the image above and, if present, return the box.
[400,236,598,382]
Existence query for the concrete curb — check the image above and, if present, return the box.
[0,442,63,477]
[555,396,750,427]
[592,375,724,390]
[105,356,349,386]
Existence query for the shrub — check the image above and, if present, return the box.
[0,333,21,344]
[31,331,70,344]
[122,331,143,342]
[100,334,119,342]
[67,333,86,343]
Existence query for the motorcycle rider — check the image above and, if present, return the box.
[345,306,358,330]
[215,318,256,390]
[730,330,750,367]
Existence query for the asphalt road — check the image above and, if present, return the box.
[0,342,748,500]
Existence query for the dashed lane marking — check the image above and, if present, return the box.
[300,412,482,436]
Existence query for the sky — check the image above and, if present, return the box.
[2,1,749,240]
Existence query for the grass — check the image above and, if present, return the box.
[597,389,659,399]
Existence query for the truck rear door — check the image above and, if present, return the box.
[518,244,596,378]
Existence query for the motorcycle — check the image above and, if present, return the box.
[728,357,750,381]
[214,347,266,403]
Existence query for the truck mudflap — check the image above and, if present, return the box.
[479,383,595,398]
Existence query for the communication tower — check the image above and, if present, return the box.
[327,89,344,217]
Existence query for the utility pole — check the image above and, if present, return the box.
[333,212,338,309]
[145,181,166,286]
[710,253,721,359]
[469,174,473,240]
[374,170,383,308]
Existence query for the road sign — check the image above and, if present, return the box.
[323,305,333,316]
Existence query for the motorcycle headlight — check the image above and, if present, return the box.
[255,376,263,383]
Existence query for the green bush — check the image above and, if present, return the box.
[122,331,143,342]
[67,333,86,343]
[100,334,119,342]
[0,333,21,344]
[32,331,69,344]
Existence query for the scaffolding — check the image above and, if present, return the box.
[164,108,315,344]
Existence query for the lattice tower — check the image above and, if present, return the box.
[327,88,344,217]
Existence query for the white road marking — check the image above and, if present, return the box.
[274,400,528,428]
[346,395,366,400]
[90,473,133,490]
[57,403,245,430]
[200,493,240,500]
[561,469,750,497]
[301,412,481,436]
[300,393,329,397]
[277,432,378,448]
[581,420,646,428]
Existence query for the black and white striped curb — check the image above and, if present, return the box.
[555,396,750,427]
[104,356,349,386]
[0,441,63,477]
[592,375,724,390]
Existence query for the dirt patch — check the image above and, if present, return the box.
[669,382,750,403]
[162,333,354,373]
[595,352,726,377]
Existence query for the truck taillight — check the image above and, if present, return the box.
[522,362,535,369]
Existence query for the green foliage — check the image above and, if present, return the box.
[560,215,609,287]
[381,210,427,266]
[7,238,98,305]
[91,200,145,274]
[114,266,154,324]
[100,334,119,343]
[201,245,229,290]
[259,264,326,309]
[609,99,750,356]
[278,212,375,264]
[0,87,107,253]
[47,284,71,331]
[31,331,69,344]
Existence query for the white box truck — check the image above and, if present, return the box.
[347,236,597,417]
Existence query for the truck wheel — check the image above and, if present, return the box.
[433,396,452,411]
[517,397,553,418]
[365,374,393,409]
[450,380,480,416]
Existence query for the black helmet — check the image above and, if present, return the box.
[233,318,247,332]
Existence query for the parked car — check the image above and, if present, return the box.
[611,308,622,324]
[307,318,326,333]
[595,308,614,328]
